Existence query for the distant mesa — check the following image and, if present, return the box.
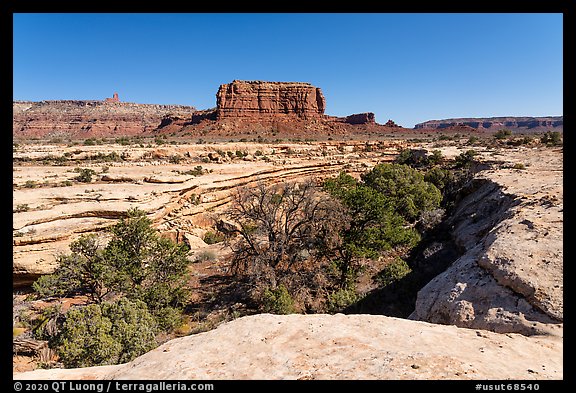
[104,92,120,103]
[414,116,563,133]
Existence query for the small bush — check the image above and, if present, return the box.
[58,298,157,368]
[194,250,216,263]
[74,168,97,183]
[203,230,225,244]
[326,288,358,313]
[540,131,562,146]
[376,258,412,287]
[168,155,183,164]
[14,204,30,213]
[261,285,295,314]
[453,150,478,169]
[512,163,526,170]
[24,180,37,188]
[494,129,512,140]
[466,136,479,145]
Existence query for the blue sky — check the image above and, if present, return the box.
[13,13,563,128]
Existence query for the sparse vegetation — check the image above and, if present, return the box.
[14,204,30,213]
[261,285,295,314]
[494,129,513,140]
[203,230,225,244]
[31,208,191,367]
[453,149,478,169]
[375,257,412,287]
[540,131,562,146]
[14,135,540,373]
[57,298,157,368]
[73,168,97,183]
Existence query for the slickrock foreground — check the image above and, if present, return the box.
[13,143,563,380]
[14,313,562,380]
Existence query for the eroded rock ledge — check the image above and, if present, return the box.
[409,149,563,336]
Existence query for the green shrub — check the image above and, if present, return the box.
[540,131,562,146]
[360,163,442,222]
[115,137,132,146]
[58,298,157,368]
[466,136,479,145]
[494,129,512,140]
[261,285,295,314]
[33,208,190,330]
[14,204,30,213]
[376,258,412,287]
[453,150,478,169]
[73,168,97,183]
[326,288,358,313]
[168,155,183,164]
[203,230,225,244]
[424,167,455,191]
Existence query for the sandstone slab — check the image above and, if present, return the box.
[14,313,562,380]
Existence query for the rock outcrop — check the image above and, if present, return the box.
[345,112,376,125]
[216,80,326,120]
[414,116,563,132]
[410,147,563,336]
[14,313,562,380]
[13,100,196,139]
[384,119,401,127]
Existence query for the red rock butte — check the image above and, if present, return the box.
[216,80,326,120]
[104,92,120,103]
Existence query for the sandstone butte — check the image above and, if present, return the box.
[216,80,326,119]
[14,144,563,380]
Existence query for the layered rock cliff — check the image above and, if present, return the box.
[13,100,195,139]
[216,80,326,120]
[414,116,563,132]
